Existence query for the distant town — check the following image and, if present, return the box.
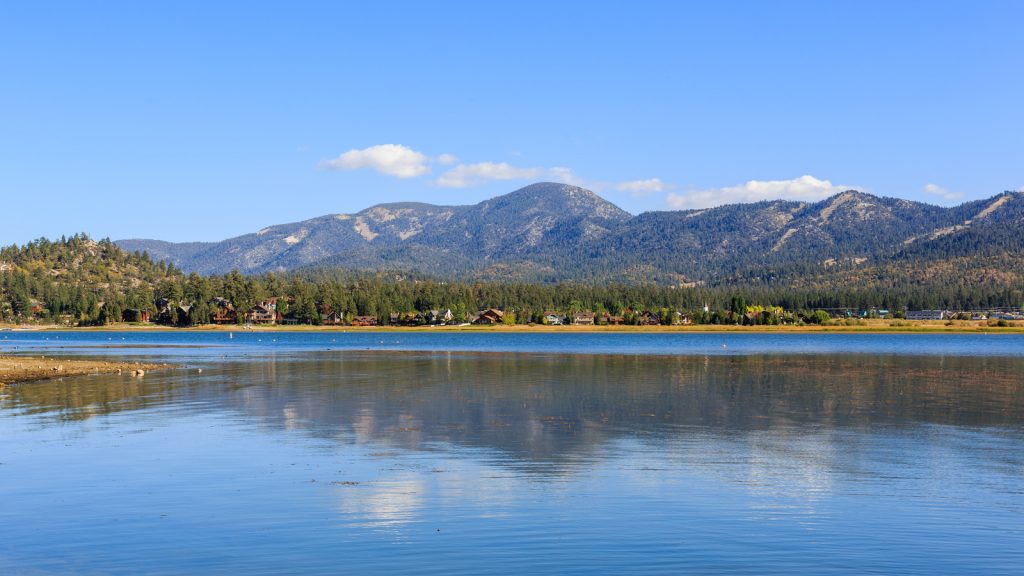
[37,296,1024,329]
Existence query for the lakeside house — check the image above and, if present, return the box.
[210,297,237,324]
[474,309,505,325]
[905,310,948,321]
[245,298,284,325]
[543,311,564,325]
[245,304,278,324]
[638,311,661,325]
[603,313,625,325]
[428,309,454,325]
[350,315,378,326]
[121,308,150,323]
[572,312,596,325]
[321,311,344,326]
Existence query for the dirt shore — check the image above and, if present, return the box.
[0,355,171,387]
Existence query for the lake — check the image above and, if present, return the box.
[1,332,1022,574]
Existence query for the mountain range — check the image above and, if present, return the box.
[117,182,1024,287]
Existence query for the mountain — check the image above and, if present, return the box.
[117,183,1024,286]
[118,183,632,277]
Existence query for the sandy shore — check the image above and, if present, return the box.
[0,355,171,387]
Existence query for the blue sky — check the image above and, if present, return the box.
[1,1,1021,245]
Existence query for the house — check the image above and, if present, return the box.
[210,298,236,324]
[351,315,377,327]
[321,311,345,326]
[572,311,596,325]
[427,309,454,325]
[246,304,277,324]
[542,311,564,325]
[905,310,947,321]
[601,312,625,325]
[177,304,193,325]
[389,312,421,326]
[154,298,193,325]
[639,311,661,325]
[122,308,151,323]
[474,308,505,325]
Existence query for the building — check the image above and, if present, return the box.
[905,310,947,321]
[639,311,661,325]
[572,312,596,325]
[210,298,237,324]
[321,311,345,326]
[543,311,564,325]
[350,315,377,327]
[427,309,454,325]
[474,309,505,325]
[246,304,277,324]
[122,308,150,323]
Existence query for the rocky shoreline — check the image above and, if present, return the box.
[0,355,171,387]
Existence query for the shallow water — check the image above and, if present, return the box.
[1,333,1022,574]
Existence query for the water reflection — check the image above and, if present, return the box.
[2,351,1023,575]
[4,352,1022,466]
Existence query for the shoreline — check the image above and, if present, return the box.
[0,355,173,387]
[2,320,1022,334]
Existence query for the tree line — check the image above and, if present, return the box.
[2,234,1022,326]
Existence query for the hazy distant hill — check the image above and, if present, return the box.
[117,182,1024,286]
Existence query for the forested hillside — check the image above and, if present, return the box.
[0,234,176,324]
[2,233,1022,327]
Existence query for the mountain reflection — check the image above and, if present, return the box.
[3,352,1022,470]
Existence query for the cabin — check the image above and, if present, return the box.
[321,311,345,326]
[572,312,596,325]
[122,308,150,323]
[389,312,421,326]
[603,313,625,325]
[428,309,454,325]
[639,311,661,325]
[351,315,377,327]
[154,298,193,325]
[474,308,505,325]
[177,304,193,325]
[210,298,237,324]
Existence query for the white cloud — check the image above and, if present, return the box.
[922,183,965,202]
[616,178,665,195]
[320,144,430,178]
[547,166,586,187]
[666,175,854,210]
[437,153,459,165]
[435,162,584,188]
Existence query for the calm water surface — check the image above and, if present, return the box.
[1,332,1022,574]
